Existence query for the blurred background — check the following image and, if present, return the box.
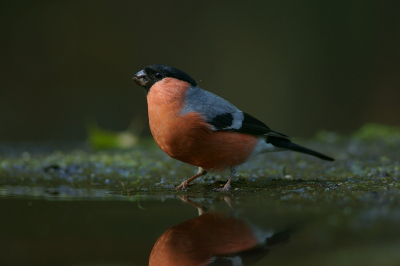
[0,0,398,141]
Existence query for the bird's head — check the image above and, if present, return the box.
[132,64,197,92]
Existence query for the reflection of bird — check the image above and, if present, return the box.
[133,65,334,191]
[149,197,290,266]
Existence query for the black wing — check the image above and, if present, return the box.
[208,112,291,139]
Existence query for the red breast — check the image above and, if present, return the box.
[147,78,258,172]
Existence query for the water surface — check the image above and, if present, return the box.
[1,186,399,266]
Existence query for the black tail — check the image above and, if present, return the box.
[267,136,334,161]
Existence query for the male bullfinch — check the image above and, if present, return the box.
[133,64,334,191]
[149,196,290,266]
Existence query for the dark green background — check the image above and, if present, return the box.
[1,0,398,140]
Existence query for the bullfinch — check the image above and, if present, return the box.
[149,196,290,266]
[133,65,334,191]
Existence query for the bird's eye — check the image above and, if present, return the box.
[155,72,163,79]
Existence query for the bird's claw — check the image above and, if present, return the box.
[174,181,194,190]
[213,184,231,192]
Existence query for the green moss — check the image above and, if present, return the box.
[353,123,400,143]
[86,119,140,150]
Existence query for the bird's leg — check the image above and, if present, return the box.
[223,196,233,210]
[223,196,239,218]
[178,195,208,215]
[175,167,207,190]
[214,166,237,192]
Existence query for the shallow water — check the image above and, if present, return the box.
[1,186,400,266]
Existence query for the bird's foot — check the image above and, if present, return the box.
[174,168,207,191]
[175,181,194,190]
[213,183,231,192]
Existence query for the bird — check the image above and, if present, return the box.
[149,196,291,266]
[133,64,334,191]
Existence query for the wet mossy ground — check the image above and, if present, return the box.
[0,128,399,201]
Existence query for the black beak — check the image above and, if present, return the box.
[132,70,149,87]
